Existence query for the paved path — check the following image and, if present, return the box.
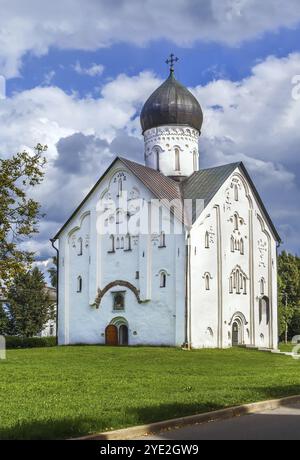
[137,402,300,440]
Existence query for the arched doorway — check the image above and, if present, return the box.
[119,325,128,345]
[232,321,241,346]
[105,324,118,345]
[106,317,129,346]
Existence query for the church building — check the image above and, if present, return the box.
[52,57,280,349]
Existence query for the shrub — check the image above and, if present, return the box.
[4,336,56,349]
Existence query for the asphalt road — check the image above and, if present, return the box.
[137,402,300,440]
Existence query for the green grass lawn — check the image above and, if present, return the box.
[1,346,300,439]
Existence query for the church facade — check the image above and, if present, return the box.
[53,61,280,349]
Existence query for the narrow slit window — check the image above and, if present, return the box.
[240,238,244,255]
[159,231,166,247]
[78,238,83,256]
[160,272,167,288]
[118,179,123,196]
[205,274,210,290]
[125,234,131,250]
[234,214,239,231]
[109,235,115,252]
[234,184,239,201]
[175,148,180,171]
[205,231,210,249]
[231,236,235,252]
[77,276,82,293]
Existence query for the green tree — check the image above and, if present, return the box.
[0,144,47,293]
[48,256,57,288]
[278,251,300,342]
[6,267,52,337]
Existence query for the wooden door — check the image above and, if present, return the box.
[105,325,118,346]
[232,322,239,346]
[119,325,128,345]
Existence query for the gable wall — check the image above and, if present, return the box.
[57,159,186,346]
[190,166,278,349]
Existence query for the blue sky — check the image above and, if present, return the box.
[8,25,300,96]
[1,0,300,271]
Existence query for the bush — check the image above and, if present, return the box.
[4,336,56,349]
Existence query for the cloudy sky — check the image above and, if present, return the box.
[1,0,300,275]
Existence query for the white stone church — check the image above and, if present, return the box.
[52,60,280,349]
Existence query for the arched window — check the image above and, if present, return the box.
[159,231,166,247]
[109,235,115,252]
[230,266,247,294]
[156,149,160,171]
[229,275,233,293]
[236,269,240,294]
[116,210,122,224]
[234,184,239,201]
[205,274,210,290]
[118,178,123,196]
[240,238,244,255]
[78,237,83,256]
[205,231,210,249]
[193,150,198,171]
[231,236,235,252]
[175,148,180,171]
[77,276,82,293]
[120,237,124,249]
[260,277,265,296]
[259,296,270,325]
[125,234,131,251]
[234,213,239,231]
[243,276,247,294]
[116,237,120,249]
[160,272,167,288]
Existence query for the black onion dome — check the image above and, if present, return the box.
[140,71,203,133]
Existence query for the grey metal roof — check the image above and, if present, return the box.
[119,157,182,203]
[181,162,280,241]
[140,71,203,133]
[181,162,240,222]
[52,157,280,243]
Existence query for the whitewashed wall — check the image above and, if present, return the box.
[144,125,199,177]
[190,166,278,349]
[57,159,186,346]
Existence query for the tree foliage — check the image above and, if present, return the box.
[3,267,54,337]
[0,144,47,291]
[278,251,300,340]
[48,256,57,288]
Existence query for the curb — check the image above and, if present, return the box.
[74,394,300,440]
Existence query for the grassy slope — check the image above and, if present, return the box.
[0,346,300,439]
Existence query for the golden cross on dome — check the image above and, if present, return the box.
[166,53,179,73]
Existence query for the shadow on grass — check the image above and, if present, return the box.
[2,386,300,440]
[0,403,224,440]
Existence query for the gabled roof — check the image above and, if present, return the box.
[182,162,240,222]
[52,156,183,240]
[182,161,280,242]
[52,157,281,243]
[119,157,182,203]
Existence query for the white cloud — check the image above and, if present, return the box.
[73,61,104,77]
[42,70,56,86]
[1,0,300,77]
